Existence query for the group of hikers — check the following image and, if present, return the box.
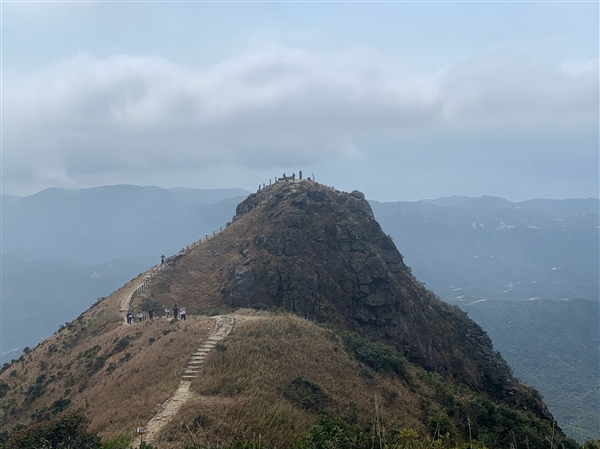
[126,304,187,324]
[164,304,187,320]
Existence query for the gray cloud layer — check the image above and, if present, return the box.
[4,45,598,188]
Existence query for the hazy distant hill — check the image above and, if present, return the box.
[1,185,248,358]
[371,196,599,302]
[4,189,597,356]
[1,254,156,358]
[450,297,599,442]
[0,182,572,449]
[1,186,597,443]
[2,185,248,265]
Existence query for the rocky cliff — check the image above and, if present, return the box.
[204,181,549,422]
[0,180,568,447]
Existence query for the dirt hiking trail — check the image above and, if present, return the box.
[143,315,235,445]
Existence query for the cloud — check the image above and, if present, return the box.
[442,54,598,128]
[3,46,598,188]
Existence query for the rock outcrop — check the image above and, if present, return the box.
[218,181,552,422]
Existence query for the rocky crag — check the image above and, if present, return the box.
[0,180,568,447]
[154,180,555,425]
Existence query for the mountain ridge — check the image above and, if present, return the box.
[0,181,576,448]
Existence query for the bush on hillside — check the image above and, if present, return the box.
[339,332,407,375]
[1,411,100,449]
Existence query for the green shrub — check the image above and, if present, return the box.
[2,411,101,449]
[283,376,330,414]
[0,382,9,398]
[100,434,132,449]
[339,332,407,375]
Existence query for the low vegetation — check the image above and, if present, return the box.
[0,309,589,449]
[144,314,576,449]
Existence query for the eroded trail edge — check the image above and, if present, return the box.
[143,315,235,445]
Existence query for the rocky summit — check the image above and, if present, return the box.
[0,180,571,448]
[156,180,552,420]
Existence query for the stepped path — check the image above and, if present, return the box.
[118,229,223,322]
[119,264,164,322]
[143,315,236,445]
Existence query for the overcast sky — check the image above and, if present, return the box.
[2,2,598,202]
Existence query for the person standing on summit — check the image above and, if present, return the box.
[173,304,179,320]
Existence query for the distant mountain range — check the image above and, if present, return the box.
[1,185,249,357]
[3,187,597,357]
[2,185,249,265]
[1,185,598,441]
[371,196,599,302]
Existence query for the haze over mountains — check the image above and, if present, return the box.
[2,185,597,353]
[371,196,599,302]
[1,186,248,356]
[0,181,579,449]
[1,184,598,441]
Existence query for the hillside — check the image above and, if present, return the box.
[0,308,576,449]
[1,186,246,359]
[452,298,600,442]
[127,183,508,393]
[0,181,577,448]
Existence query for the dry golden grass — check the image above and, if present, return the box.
[127,184,301,316]
[0,277,215,441]
[154,313,425,448]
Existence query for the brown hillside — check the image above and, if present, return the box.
[128,180,553,421]
[0,180,571,448]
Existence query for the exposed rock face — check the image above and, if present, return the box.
[221,181,553,421]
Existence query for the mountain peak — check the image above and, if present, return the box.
[143,181,553,417]
[0,180,568,447]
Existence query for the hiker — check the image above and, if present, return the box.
[161,254,165,264]
[164,307,170,318]
[137,311,143,322]
[172,304,179,320]
[126,310,133,324]
[148,309,154,321]
[180,307,186,321]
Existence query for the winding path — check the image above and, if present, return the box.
[143,315,236,445]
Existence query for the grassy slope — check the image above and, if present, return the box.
[1,305,576,449]
[153,314,573,449]
[0,273,213,439]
